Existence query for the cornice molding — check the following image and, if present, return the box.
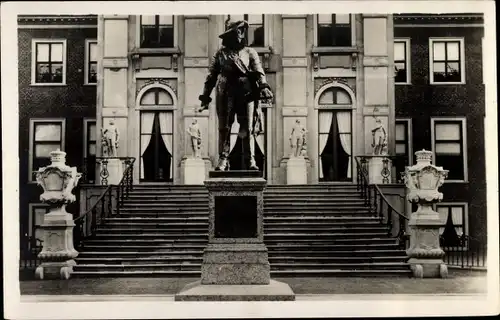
[18,15,98,25]
[394,13,483,24]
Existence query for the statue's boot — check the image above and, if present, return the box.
[249,135,259,171]
[215,157,229,171]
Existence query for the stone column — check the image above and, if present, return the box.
[361,14,395,183]
[34,150,81,280]
[404,149,449,278]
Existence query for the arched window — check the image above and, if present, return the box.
[140,88,174,106]
[317,86,353,182]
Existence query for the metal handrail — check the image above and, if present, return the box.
[355,156,409,247]
[73,157,135,249]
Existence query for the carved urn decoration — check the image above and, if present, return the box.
[34,149,82,280]
[404,149,449,278]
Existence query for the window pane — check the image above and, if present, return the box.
[451,206,464,225]
[319,89,334,105]
[89,42,98,61]
[395,63,407,83]
[248,25,264,47]
[50,43,63,62]
[141,25,157,48]
[437,207,448,224]
[318,14,332,24]
[89,63,98,83]
[433,62,446,73]
[159,26,174,48]
[37,64,51,83]
[159,15,173,25]
[141,15,156,25]
[140,90,157,105]
[157,90,173,105]
[230,14,245,22]
[89,123,97,141]
[36,43,50,62]
[247,14,263,24]
[396,144,406,154]
[88,143,96,156]
[433,42,446,60]
[336,90,351,104]
[318,25,332,47]
[447,42,460,60]
[51,64,63,82]
[35,144,61,157]
[435,155,464,180]
[35,124,61,141]
[395,124,406,141]
[334,25,351,46]
[435,142,461,154]
[394,42,406,61]
[319,112,333,133]
[335,14,350,24]
[435,123,460,140]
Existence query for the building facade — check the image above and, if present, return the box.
[17,13,485,252]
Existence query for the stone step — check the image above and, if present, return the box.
[71,269,412,278]
[84,239,208,245]
[80,245,207,252]
[97,228,208,233]
[101,222,209,228]
[264,226,389,233]
[103,217,208,223]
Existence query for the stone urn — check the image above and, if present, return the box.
[34,149,82,280]
[404,149,449,278]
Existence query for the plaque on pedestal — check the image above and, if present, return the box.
[175,170,295,301]
[182,157,206,185]
[286,157,307,185]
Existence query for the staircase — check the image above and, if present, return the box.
[73,184,411,278]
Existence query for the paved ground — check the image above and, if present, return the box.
[20,269,487,296]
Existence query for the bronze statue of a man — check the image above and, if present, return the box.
[198,20,273,171]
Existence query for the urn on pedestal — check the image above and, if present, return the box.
[34,149,82,280]
[404,149,449,278]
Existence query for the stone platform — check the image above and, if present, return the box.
[174,170,295,301]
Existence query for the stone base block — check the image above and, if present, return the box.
[175,279,295,301]
[103,158,123,185]
[408,258,448,278]
[368,157,391,184]
[35,259,76,280]
[201,243,270,285]
[183,157,206,185]
[286,157,307,185]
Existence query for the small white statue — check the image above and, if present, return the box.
[187,119,202,158]
[101,119,120,157]
[371,117,388,156]
[290,119,307,158]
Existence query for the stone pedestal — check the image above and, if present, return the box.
[368,156,391,184]
[175,170,295,301]
[105,158,124,185]
[35,210,78,280]
[406,205,448,278]
[286,157,307,185]
[404,149,449,278]
[182,157,206,185]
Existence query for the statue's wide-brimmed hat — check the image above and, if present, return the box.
[219,20,249,39]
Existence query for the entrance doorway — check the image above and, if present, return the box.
[140,111,173,182]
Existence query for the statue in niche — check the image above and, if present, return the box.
[101,119,120,157]
[187,119,202,158]
[289,119,307,158]
[371,117,388,156]
[197,19,273,171]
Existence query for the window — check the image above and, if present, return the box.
[317,14,352,47]
[85,40,98,84]
[226,14,265,47]
[394,119,412,182]
[32,39,66,84]
[84,120,97,183]
[140,15,174,48]
[431,118,467,181]
[436,203,468,247]
[394,39,410,84]
[30,119,65,181]
[430,38,465,84]
[140,87,174,106]
[28,204,49,248]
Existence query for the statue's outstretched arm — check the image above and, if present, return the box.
[199,51,221,105]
